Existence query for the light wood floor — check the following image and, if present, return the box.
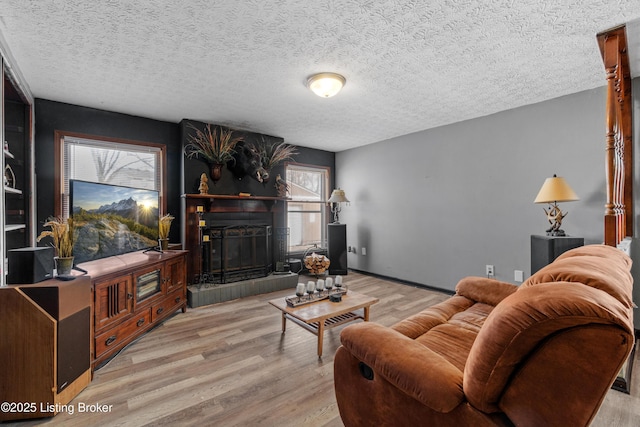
[6,272,640,426]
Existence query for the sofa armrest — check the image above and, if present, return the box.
[455,276,517,306]
[340,322,464,412]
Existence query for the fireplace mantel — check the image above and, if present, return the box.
[182,193,288,202]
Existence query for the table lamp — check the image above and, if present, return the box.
[328,188,350,223]
[534,174,579,236]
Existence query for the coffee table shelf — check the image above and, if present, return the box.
[286,310,363,335]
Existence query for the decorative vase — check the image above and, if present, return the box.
[209,163,224,183]
[158,238,169,251]
[55,256,74,276]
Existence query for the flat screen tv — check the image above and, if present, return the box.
[70,180,160,264]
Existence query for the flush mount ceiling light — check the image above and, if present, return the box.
[306,72,346,98]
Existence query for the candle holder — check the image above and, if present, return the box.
[306,281,316,301]
[285,276,348,307]
[295,283,305,303]
[325,277,333,293]
[316,279,325,297]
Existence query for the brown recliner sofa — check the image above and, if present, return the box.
[334,244,635,427]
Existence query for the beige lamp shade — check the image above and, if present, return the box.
[307,73,346,98]
[534,175,579,204]
[328,188,350,203]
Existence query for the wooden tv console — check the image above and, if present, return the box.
[77,250,188,370]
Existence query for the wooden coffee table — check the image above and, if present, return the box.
[269,290,379,357]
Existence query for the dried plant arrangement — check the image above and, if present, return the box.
[260,140,298,172]
[159,213,175,240]
[185,123,244,164]
[37,216,75,258]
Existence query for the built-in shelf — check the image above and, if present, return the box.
[4,186,21,195]
[5,224,25,232]
[2,37,34,287]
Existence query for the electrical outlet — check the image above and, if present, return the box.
[486,265,494,277]
[361,247,367,256]
[514,270,524,283]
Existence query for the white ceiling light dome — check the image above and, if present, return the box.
[306,72,346,98]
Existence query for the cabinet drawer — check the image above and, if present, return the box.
[94,309,151,358]
[151,289,185,322]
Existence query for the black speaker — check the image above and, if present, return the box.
[328,223,348,275]
[7,246,55,284]
[20,278,91,392]
[57,307,91,391]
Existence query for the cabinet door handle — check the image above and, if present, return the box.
[127,293,133,299]
[156,307,164,315]
[175,296,181,303]
[136,318,145,327]
[105,335,117,346]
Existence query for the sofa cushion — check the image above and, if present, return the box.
[455,276,518,306]
[391,295,474,339]
[521,253,633,308]
[555,243,632,267]
[413,303,493,371]
[390,278,517,372]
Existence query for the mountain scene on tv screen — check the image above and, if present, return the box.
[73,196,158,263]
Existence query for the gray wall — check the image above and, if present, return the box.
[336,86,608,292]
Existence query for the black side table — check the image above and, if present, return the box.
[531,235,584,274]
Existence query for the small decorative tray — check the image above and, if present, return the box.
[285,288,347,307]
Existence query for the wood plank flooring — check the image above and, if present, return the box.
[5,272,640,426]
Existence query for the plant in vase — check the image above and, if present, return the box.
[37,216,75,276]
[259,139,297,183]
[158,213,174,250]
[184,123,244,183]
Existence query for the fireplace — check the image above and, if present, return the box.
[182,194,289,285]
[202,224,272,284]
[183,194,297,307]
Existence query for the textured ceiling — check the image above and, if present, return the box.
[0,1,640,152]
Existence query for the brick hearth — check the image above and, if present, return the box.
[187,272,298,307]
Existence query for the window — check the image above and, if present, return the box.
[54,131,166,217]
[286,163,329,253]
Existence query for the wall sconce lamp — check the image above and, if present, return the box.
[534,174,579,236]
[328,188,350,223]
[307,72,346,98]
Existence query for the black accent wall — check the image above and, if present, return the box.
[34,99,336,245]
[35,99,182,242]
